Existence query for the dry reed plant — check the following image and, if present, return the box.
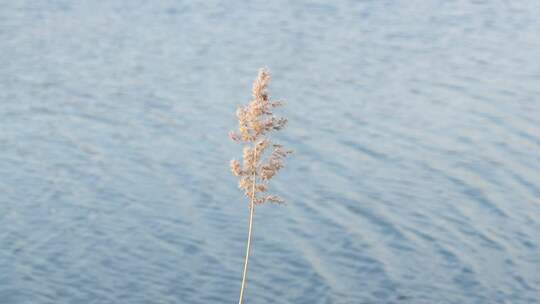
[229,68,292,304]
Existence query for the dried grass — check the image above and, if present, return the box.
[230,68,292,303]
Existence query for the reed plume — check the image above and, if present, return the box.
[230,68,292,304]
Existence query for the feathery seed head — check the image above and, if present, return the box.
[230,69,292,206]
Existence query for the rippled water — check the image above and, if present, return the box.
[1,1,539,303]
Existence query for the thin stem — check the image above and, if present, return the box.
[238,146,258,304]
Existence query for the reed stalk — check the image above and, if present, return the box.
[238,161,257,304]
[229,68,292,303]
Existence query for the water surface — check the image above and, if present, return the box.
[1,1,539,303]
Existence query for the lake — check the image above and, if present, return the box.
[1,1,539,303]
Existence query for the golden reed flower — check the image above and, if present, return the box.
[231,69,291,304]
[229,68,292,206]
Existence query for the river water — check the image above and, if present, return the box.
[1,1,539,303]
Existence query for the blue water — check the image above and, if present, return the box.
[1,1,539,303]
